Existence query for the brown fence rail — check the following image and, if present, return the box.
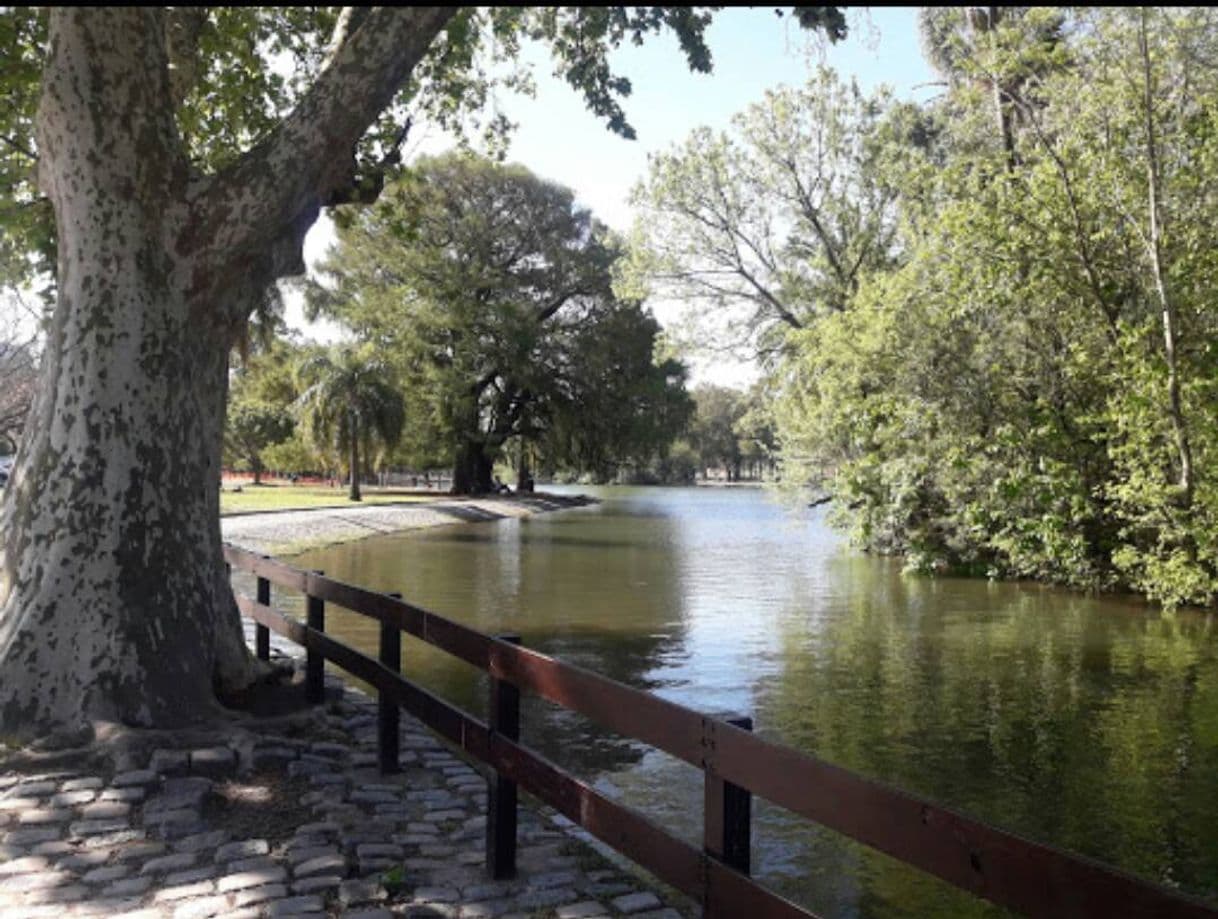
[223,543,1217,919]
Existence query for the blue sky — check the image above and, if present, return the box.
[296,7,937,385]
[466,7,937,231]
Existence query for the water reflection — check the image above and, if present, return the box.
[751,555,1218,915]
[290,495,692,777]
[247,486,1218,917]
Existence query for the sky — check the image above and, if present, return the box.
[291,7,939,387]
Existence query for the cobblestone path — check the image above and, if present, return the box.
[0,627,691,919]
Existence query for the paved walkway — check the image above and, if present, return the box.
[220,494,596,557]
[0,625,691,919]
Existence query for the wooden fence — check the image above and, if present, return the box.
[223,543,1217,919]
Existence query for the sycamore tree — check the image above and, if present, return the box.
[0,7,845,741]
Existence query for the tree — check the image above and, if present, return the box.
[917,7,1064,169]
[774,9,1218,607]
[0,7,845,740]
[621,67,899,359]
[0,295,39,454]
[296,347,405,501]
[224,401,295,485]
[536,303,694,483]
[734,383,778,481]
[313,152,691,494]
[224,333,303,483]
[689,385,748,481]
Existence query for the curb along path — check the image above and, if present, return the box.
[0,623,691,919]
[220,494,597,558]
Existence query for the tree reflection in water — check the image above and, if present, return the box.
[290,487,1218,918]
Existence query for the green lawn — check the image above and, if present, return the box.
[220,485,437,516]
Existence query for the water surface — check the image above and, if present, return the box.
[273,486,1218,916]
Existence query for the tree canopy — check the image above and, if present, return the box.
[756,8,1218,607]
[621,67,907,359]
[296,346,405,501]
[311,152,692,492]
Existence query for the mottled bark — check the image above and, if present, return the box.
[0,7,453,741]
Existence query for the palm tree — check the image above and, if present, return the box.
[296,347,405,501]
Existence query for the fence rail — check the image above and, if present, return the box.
[224,543,1217,919]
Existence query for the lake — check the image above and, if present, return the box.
[274,485,1218,917]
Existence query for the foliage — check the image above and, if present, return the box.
[0,7,845,299]
[223,401,294,484]
[683,384,775,481]
[296,346,405,501]
[689,385,747,479]
[312,152,691,492]
[0,9,50,294]
[621,67,905,360]
[769,8,1218,608]
[0,294,38,454]
[536,304,694,482]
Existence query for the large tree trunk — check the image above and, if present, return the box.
[452,440,494,495]
[0,11,259,740]
[516,441,532,493]
[0,7,453,742]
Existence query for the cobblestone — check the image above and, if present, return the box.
[1,635,691,919]
[612,891,662,914]
[215,838,269,862]
[111,770,159,789]
[233,883,287,907]
[218,866,287,892]
[264,894,325,916]
[141,851,198,875]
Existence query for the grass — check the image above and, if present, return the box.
[219,484,437,516]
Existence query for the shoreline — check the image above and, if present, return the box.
[221,492,598,557]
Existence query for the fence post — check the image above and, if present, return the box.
[378,592,402,774]
[704,714,752,878]
[486,633,521,880]
[305,570,325,705]
[255,571,271,661]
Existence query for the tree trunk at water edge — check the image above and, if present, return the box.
[452,440,495,495]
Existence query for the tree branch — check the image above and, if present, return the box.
[0,134,37,162]
[186,7,456,271]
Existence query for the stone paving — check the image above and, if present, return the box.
[0,626,692,919]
